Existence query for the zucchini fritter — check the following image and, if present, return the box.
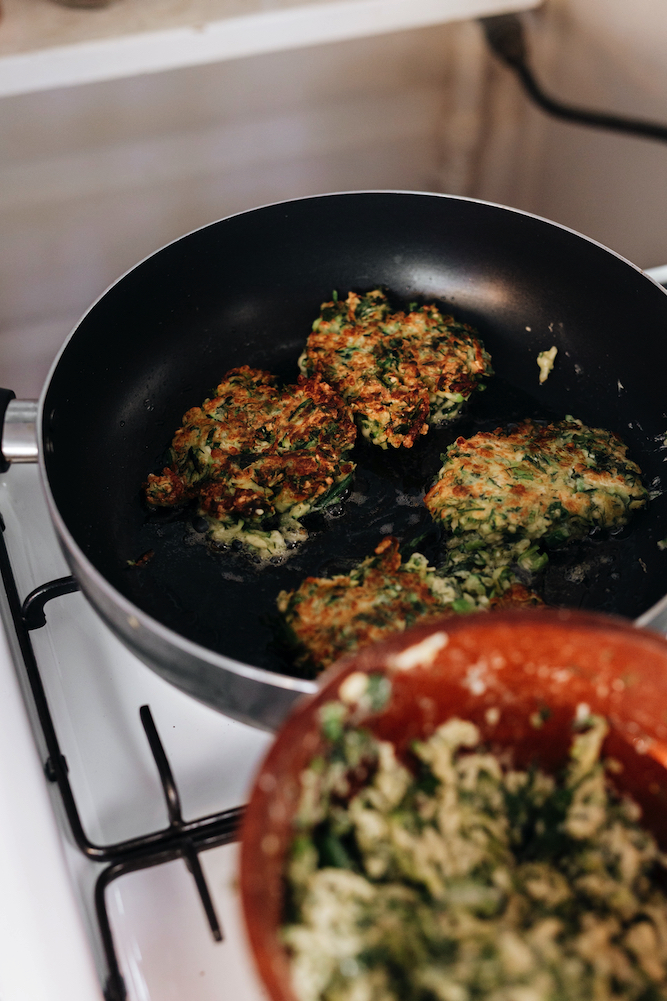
[299,289,492,449]
[425,417,647,546]
[277,537,540,675]
[145,366,356,553]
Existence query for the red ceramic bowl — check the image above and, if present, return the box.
[239,609,667,1001]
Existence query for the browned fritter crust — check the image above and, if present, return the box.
[144,366,357,530]
[277,538,451,672]
[299,289,492,449]
[425,418,647,546]
[278,537,542,675]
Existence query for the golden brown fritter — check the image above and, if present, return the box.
[425,417,647,546]
[277,537,540,675]
[299,289,492,449]
[145,366,356,551]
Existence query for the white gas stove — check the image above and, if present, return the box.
[1,273,667,1001]
[0,462,272,1001]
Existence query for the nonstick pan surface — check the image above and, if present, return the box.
[40,192,667,709]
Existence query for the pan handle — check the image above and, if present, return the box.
[0,395,38,470]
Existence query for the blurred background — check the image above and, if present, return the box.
[1,0,667,397]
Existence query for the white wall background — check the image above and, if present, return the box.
[2,0,667,397]
[0,19,485,396]
[476,0,667,266]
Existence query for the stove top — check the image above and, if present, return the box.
[0,463,271,1001]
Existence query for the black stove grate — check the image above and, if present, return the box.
[0,514,245,1001]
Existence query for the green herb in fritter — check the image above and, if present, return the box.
[144,366,356,556]
[277,537,540,675]
[299,289,492,449]
[425,417,647,546]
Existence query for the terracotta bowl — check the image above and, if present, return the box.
[239,609,667,1001]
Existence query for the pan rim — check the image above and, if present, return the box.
[35,188,667,697]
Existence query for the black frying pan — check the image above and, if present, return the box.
[35,192,667,728]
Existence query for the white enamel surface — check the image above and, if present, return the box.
[106,844,270,1001]
[0,463,273,999]
[0,0,538,98]
[0,569,102,1000]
